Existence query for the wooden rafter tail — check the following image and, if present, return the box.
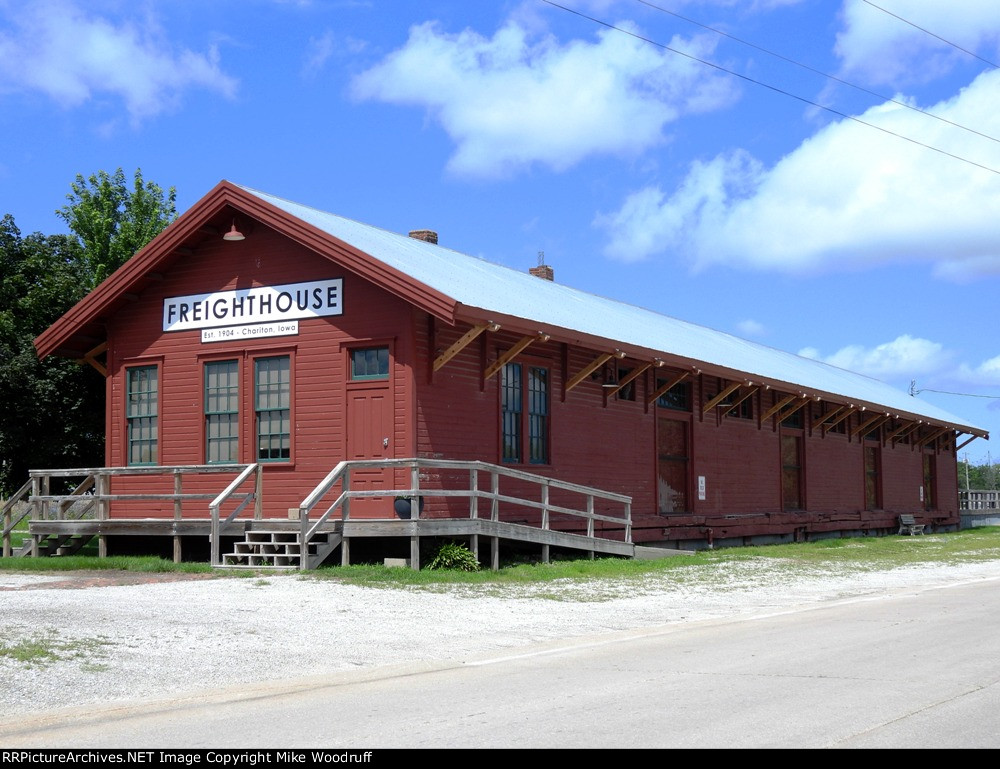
[604,362,652,398]
[433,321,496,372]
[648,370,690,405]
[566,352,614,393]
[702,382,742,414]
[760,394,798,422]
[483,332,548,380]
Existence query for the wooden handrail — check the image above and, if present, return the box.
[2,478,34,557]
[9,463,260,567]
[294,457,633,571]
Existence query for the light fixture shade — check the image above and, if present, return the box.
[223,221,245,241]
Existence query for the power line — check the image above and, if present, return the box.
[633,0,1000,147]
[862,0,1000,70]
[540,0,1000,177]
[910,380,1000,399]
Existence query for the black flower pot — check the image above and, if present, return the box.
[393,497,424,519]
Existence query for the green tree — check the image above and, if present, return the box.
[1,169,177,494]
[0,215,104,494]
[958,458,1000,490]
[56,167,177,288]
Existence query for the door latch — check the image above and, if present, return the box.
[383,437,389,448]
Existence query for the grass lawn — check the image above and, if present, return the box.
[2,525,998,586]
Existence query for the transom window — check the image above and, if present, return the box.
[656,380,691,412]
[781,408,803,429]
[616,367,636,401]
[126,365,158,465]
[350,347,390,380]
[723,392,753,420]
[205,360,239,463]
[255,356,290,462]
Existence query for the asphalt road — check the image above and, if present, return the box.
[3,575,999,749]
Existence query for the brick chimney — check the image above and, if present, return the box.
[408,229,438,244]
[529,264,554,281]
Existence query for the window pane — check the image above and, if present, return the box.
[501,363,522,463]
[127,366,158,465]
[255,356,290,462]
[657,381,690,411]
[617,367,635,401]
[205,360,239,464]
[351,347,390,380]
[528,367,548,464]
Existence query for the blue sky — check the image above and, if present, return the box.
[2,0,999,463]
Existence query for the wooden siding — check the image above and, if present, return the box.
[105,227,415,518]
[416,314,961,543]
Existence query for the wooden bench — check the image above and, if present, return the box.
[898,514,926,535]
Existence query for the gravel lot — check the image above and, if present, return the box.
[3,555,1000,717]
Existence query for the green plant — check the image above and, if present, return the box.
[0,633,113,667]
[427,541,481,572]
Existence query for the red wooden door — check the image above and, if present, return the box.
[346,382,393,517]
[657,417,689,513]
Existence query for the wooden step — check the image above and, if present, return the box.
[220,529,334,569]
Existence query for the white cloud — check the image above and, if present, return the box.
[978,355,1000,378]
[301,30,367,78]
[597,68,1000,277]
[0,0,237,121]
[836,0,1000,87]
[798,335,950,379]
[302,31,336,77]
[350,19,737,178]
[954,355,1000,387]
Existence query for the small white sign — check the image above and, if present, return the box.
[698,475,706,501]
[201,321,299,343]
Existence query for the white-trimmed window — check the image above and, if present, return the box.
[255,356,290,462]
[126,365,158,465]
[205,360,239,463]
[501,362,549,464]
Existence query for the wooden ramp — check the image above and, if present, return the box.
[277,457,639,571]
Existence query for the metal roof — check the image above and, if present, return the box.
[240,185,986,436]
